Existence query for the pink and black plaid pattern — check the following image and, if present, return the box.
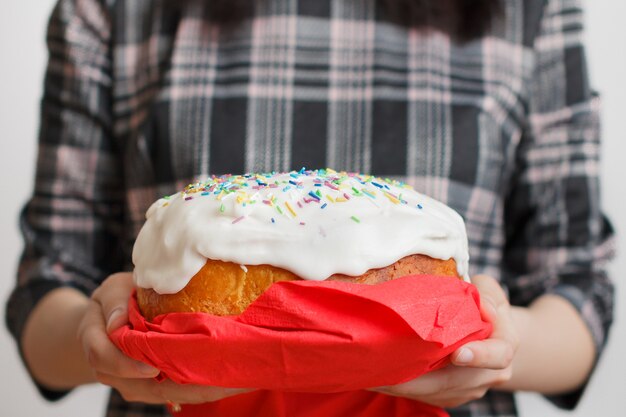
[6,0,614,416]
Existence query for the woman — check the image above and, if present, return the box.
[6,0,614,416]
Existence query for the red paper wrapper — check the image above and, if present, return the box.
[165,390,450,417]
[111,274,491,417]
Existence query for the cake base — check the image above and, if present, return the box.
[137,254,459,320]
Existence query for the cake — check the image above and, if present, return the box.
[132,169,469,320]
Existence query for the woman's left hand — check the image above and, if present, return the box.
[371,274,519,409]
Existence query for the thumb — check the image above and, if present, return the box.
[91,272,135,334]
[106,307,128,334]
[471,274,507,322]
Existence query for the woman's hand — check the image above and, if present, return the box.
[78,272,251,405]
[371,274,519,408]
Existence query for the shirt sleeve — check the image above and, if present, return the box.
[4,0,122,401]
[502,0,615,409]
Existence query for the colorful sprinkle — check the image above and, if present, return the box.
[168,169,426,229]
[308,191,320,201]
[324,181,339,191]
[285,201,297,217]
[361,188,376,198]
[384,192,400,204]
[232,216,245,224]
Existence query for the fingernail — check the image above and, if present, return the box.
[106,308,125,333]
[456,348,474,364]
[137,361,160,376]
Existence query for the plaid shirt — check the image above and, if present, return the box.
[6,0,615,416]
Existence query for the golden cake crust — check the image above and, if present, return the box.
[137,254,460,320]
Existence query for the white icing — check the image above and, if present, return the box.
[132,170,469,294]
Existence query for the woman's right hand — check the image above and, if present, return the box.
[77,272,251,405]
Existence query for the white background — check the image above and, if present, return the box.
[0,1,624,416]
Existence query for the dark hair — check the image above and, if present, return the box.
[201,0,502,42]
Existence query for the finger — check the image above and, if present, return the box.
[371,368,459,397]
[79,300,160,378]
[156,381,253,404]
[98,374,252,405]
[91,272,134,333]
[95,373,166,404]
[471,275,518,346]
[471,275,505,320]
[371,366,506,398]
[451,339,514,369]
